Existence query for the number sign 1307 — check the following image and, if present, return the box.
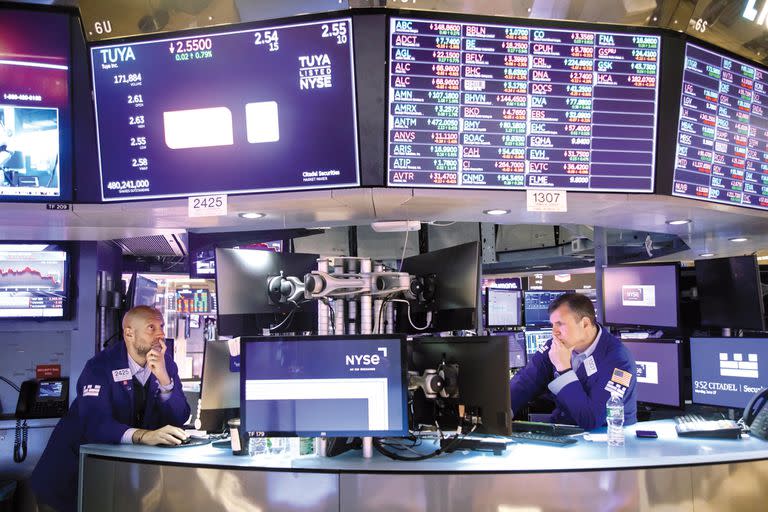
[188,194,228,217]
[526,189,568,212]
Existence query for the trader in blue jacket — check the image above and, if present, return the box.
[510,293,637,430]
[31,305,191,512]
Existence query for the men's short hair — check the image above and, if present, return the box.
[122,305,162,330]
[547,292,596,325]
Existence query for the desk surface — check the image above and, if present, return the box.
[80,419,768,473]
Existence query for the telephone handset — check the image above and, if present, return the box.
[15,378,69,419]
[741,387,768,441]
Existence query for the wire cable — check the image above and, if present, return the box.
[389,298,431,331]
[373,425,476,461]
[398,229,409,272]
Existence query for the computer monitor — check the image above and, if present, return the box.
[523,290,572,327]
[695,256,765,331]
[498,331,527,369]
[409,336,512,435]
[486,288,523,328]
[690,337,768,409]
[603,264,679,328]
[214,248,319,336]
[622,340,683,408]
[199,340,240,433]
[0,243,69,319]
[176,287,211,314]
[524,329,552,355]
[132,275,159,308]
[397,242,480,333]
[240,335,408,437]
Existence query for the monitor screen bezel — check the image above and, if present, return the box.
[485,288,523,328]
[602,262,681,329]
[622,338,684,409]
[239,334,409,437]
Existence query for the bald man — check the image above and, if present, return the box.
[31,306,191,512]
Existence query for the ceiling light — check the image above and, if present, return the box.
[729,237,749,243]
[699,253,715,257]
[665,219,691,225]
[483,209,510,216]
[238,212,264,219]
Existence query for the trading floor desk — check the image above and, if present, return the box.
[79,420,768,512]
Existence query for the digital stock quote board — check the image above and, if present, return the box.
[91,18,359,201]
[673,43,768,210]
[387,18,661,191]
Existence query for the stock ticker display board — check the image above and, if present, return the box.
[387,17,661,191]
[673,43,768,210]
[90,18,359,201]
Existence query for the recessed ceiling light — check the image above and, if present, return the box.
[699,253,715,257]
[666,219,691,225]
[729,237,749,243]
[238,212,265,219]
[483,209,510,216]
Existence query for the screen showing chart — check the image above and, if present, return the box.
[486,288,522,327]
[387,17,660,191]
[0,244,68,318]
[91,18,359,201]
[0,8,71,200]
[673,43,768,210]
[176,288,210,313]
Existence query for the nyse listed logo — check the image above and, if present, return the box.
[622,287,643,301]
[299,54,332,90]
[345,347,388,372]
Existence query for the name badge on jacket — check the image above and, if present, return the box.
[112,368,131,382]
[584,356,597,376]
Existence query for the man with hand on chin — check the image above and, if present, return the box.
[510,293,637,430]
[31,306,191,512]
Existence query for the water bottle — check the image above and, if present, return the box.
[606,393,625,446]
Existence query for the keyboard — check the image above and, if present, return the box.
[674,414,742,439]
[512,420,585,436]
[508,431,578,445]
[157,436,212,448]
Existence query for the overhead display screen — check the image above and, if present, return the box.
[673,43,768,210]
[91,18,359,201]
[387,17,661,191]
[0,8,71,201]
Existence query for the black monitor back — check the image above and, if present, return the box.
[409,336,511,435]
[398,242,480,333]
[695,255,765,331]
[215,248,319,335]
[199,339,240,433]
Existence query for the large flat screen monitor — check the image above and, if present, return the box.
[622,340,683,408]
[0,244,69,319]
[215,248,319,336]
[240,335,408,437]
[690,337,768,409]
[603,264,679,328]
[409,336,512,435]
[199,339,240,433]
[523,290,571,327]
[673,42,768,210]
[486,288,522,328]
[397,242,480,333]
[90,17,359,201]
[0,7,72,201]
[695,255,765,331]
[387,17,660,191]
[524,328,552,355]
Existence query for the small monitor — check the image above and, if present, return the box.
[176,288,210,314]
[695,256,765,331]
[603,264,679,328]
[199,340,240,433]
[524,329,552,355]
[409,336,512,435]
[132,275,159,308]
[690,337,768,409]
[497,331,527,369]
[397,242,480,333]
[0,243,69,319]
[523,290,572,327]
[622,340,683,408]
[214,248,319,335]
[240,335,408,437]
[486,288,522,328]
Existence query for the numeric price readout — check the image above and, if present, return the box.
[672,43,768,210]
[387,18,661,191]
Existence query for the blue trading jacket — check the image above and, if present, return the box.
[30,341,190,512]
[510,327,637,430]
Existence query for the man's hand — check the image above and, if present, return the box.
[147,339,171,386]
[135,425,187,446]
[548,336,574,373]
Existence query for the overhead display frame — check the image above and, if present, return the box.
[386,14,662,192]
[90,15,360,201]
[672,40,768,210]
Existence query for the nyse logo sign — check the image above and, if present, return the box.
[299,54,332,90]
[345,347,388,370]
[621,285,656,307]
[623,287,643,301]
